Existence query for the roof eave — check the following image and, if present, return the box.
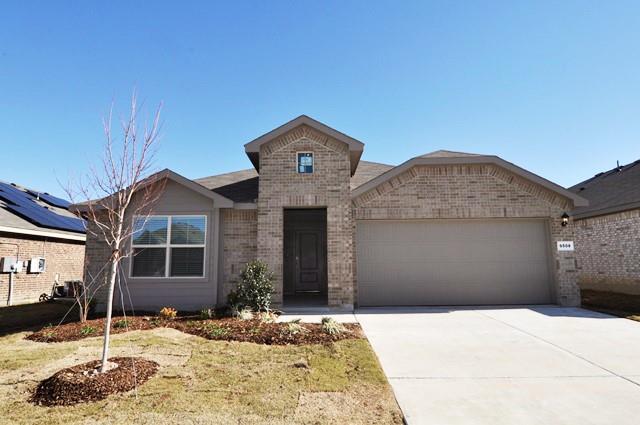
[572,200,640,220]
[70,168,235,212]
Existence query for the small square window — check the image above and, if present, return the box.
[297,152,313,173]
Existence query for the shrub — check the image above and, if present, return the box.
[79,325,97,336]
[159,307,177,320]
[113,319,129,329]
[199,308,215,320]
[321,317,347,335]
[236,308,254,321]
[258,311,277,324]
[285,321,308,336]
[231,260,274,312]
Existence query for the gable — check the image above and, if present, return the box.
[244,115,364,175]
[353,163,577,220]
[352,154,587,209]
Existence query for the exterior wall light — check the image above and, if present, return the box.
[561,212,569,227]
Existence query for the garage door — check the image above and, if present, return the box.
[357,220,552,306]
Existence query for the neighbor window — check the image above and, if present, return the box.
[297,152,314,173]
[131,215,206,278]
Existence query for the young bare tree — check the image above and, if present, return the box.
[66,93,165,372]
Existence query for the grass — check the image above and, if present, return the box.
[581,289,640,321]
[0,327,402,424]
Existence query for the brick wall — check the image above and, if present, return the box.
[352,163,581,306]
[0,232,85,306]
[257,124,354,308]
[575,209,640,294]
[221,209,257,303]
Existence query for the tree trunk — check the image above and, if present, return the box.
[99,255,119,372]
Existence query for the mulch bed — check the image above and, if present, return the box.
[31,357,159,406]
[581,289,640,319]
[27,316,362,345]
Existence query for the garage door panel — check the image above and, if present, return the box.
[357,220,552,306]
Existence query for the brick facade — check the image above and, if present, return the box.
[352,163,581,306]
[221,209,258,303]
[81,120,587,311]
[0,232,85,305]
[575,209,640,294]
[256,125,355,308]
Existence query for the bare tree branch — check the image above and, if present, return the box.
[63,91,165,372]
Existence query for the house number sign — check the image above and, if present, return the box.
[557,241,574,252]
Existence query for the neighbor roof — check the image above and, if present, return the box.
[351,150,589,207]
[569,159,640,219]
[194,160,394,204]
[244,115,365,176]
[0,181,86,241]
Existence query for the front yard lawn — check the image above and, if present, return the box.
[0,324,403,424]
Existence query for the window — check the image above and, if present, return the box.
[131,215,206,278]
[297,152,314,173]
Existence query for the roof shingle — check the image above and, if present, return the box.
[569,159,640,218]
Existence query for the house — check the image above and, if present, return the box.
[570,159,640,295]
[83,115,588,312]
[0,181,85,306]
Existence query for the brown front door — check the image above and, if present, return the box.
[284,209,327,298]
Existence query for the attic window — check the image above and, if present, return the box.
[297,152,314,174]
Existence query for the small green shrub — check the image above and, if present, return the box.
[79,325,97,336]
[321,317,347,335]
[199,308,215,320]
[231,260,274,312]
[113,319,129,329]
[285,321,308,336]
[203,323,229,338]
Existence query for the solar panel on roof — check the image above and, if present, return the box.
[26,190,71,208]
[0,182,85,233]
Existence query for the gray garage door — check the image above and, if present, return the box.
[357,220,552,306]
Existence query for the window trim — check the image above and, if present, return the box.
[296,151,314,174]
[129,214,207,279]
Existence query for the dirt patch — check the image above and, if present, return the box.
[30,357,159,406]
[27,316,362,345]
[582,289,640,320]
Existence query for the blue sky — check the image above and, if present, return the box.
[1,1,639,196]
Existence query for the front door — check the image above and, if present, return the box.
[284,209,327,300]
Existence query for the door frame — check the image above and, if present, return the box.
[283,208,328,304]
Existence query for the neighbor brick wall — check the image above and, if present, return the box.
[221,209,257,304]
[352,163,581,306]
[0,232,85,306]
[257,124,354,308]
[575,209,640,294]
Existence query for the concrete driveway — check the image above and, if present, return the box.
[356,306,640,425]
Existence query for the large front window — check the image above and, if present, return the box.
[131,215,206,278]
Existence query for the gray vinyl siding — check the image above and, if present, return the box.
[118,180,221,312]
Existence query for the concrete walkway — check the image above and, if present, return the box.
[356,306,640,425]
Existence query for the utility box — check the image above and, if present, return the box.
[1,257,23,273]
[29,257,46,273]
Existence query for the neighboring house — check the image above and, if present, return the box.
[82,115,588,312]
[570,159,640,294]
[0,182,85,306]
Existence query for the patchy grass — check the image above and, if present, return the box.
[0,327,403,424]
[581,289,640,321]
